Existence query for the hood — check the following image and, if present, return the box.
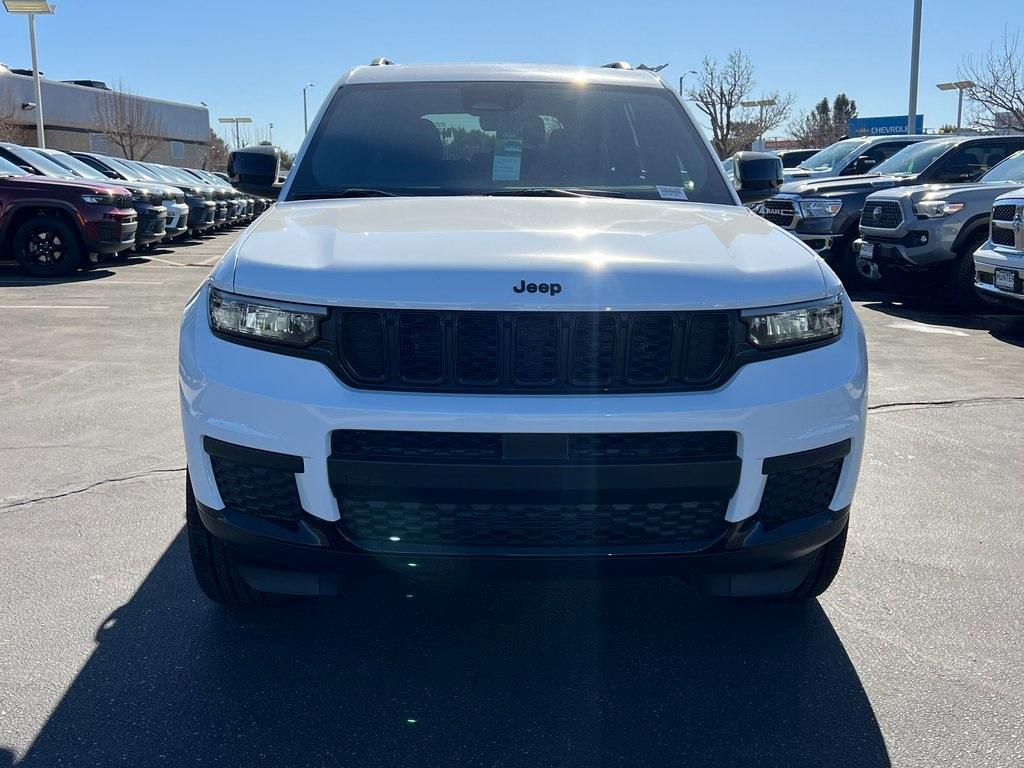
[222,197,832,311]
[783,167,830,182]
[865,180,1024,204]
[2,173,129,196]
[780,173,908,197]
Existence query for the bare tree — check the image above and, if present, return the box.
[202,130,230,172]
[0,93,28,144]
[686,50,795,158]
[961,29,1024,132]
[91,80,164,160]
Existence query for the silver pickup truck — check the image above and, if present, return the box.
[856,148,1024,306]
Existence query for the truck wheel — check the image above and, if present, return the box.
[185,471,283,607]
[951,232,987,312]
[11,214,83,277]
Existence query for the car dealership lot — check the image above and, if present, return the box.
[0,231,1022,767]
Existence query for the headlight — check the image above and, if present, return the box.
[914,200,965,218]
[799,199,843,218]
[131,189,149,202]
[81,193,114,205]
[743,295,843,348]
[208,286,326,347]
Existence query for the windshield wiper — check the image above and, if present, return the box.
[483,187,628,199]
[291,188,405,200]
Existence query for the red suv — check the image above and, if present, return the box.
[0,154,136,276]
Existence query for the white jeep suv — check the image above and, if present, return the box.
[179,61,867,606]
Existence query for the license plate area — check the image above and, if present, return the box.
[994,268,1019,292]
[859,241,875,259]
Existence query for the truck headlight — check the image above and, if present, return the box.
[743,295,843,348]
[799,199,843,218]
[913,200,965,218]
[208,286,326,347]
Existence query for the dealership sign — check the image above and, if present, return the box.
[848,115,924,136]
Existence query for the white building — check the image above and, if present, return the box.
[0,63,210,166]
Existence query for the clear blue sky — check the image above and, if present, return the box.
[0,0,1015,154]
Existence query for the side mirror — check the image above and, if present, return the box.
[733,151,784,205]
[228,146,282,198]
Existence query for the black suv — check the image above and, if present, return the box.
[760,134,1024,283]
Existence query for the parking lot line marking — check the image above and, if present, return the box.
[195,255,224,265]
[142,255,188,266]
[0,304,110,309]
[887,321,969,337]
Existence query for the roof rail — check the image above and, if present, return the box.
[369,57,396,66]
[602,61,632,70]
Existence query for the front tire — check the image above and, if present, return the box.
[951,231,987,312]
[185,471,283,607]
[11,214,83,277]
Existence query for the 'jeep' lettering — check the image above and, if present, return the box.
[513,280,562,296]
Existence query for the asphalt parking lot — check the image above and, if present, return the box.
[0,230,1022,768]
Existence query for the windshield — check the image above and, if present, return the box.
[874,140,957,176]
[35,150,109,181]
[288,81,733,204]
[98,155,147,181]
[0,155,29,176]
[797,139,868,171]
[980,150,1024,183]
[119,159,164,183]
[6,145,77,179]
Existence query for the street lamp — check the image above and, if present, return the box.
[741,98,777,150]
[218,116,253,148]
[303,82,315,133]
[3,0,54,149]
[936,80,976,132]
[268,122,274,143]
[678,69,697,98]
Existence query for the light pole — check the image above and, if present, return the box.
[269,122,274,143]
[678,69,697,98]
[907,0,923,135]
[741,98,777,151]
[218,116,253,149]
[3,0,54,149]
[936,80,975,131]
[303,82,315,133]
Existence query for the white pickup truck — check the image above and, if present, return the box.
[179,60,866,607]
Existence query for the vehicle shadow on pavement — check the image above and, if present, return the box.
[0,267,117,286]
[860,299,1024,348]
[5,533,891,768]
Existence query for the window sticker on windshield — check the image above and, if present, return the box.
[492,137,523,181]
[656,185,687,200]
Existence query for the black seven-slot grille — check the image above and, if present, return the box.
[337,309,733,393]
[328,430,740,553]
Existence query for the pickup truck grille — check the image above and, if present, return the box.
[860,200,903,229]
[760,199,798,228]
[337,309,734,393]
[113,194,132,210]
[991,203,1020,248]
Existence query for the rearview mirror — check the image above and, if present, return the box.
[733,151,784,205]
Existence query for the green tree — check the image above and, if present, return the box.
[789,94,858,147]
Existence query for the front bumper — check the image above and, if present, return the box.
[84,210,137,254]
[161,202,189,237]
[975,243,1024,311]
[134,205,167,245]
[180,285,867,571]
